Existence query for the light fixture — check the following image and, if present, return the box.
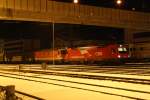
[73,0,78,4]
[116,0,122,5]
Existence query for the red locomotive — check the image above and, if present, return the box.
[34,44,129,64]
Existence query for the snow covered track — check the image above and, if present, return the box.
[0,64,150,99]
[0,70,150,99]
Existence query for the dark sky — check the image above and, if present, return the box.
[54,0,150,12]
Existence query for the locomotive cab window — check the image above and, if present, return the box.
[60,49,67,54]
[118,47,127,53]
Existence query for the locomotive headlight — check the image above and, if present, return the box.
[119,45,123,47]
[118,55,121,58]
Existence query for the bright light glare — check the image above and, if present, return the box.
[116,0,122,5]
[118,55,121,58]
[74,0,78,4]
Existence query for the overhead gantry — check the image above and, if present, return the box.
[0,0,149,31]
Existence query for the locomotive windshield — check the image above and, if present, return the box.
[118,47,127,53]
[60,49,68,54]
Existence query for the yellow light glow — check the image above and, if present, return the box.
[116,0,122,5]
[74,0,78,4]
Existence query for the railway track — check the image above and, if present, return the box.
[1,64,150,76]
[0,70,150,100]
[46,64,150,76]
[0,66,150,85]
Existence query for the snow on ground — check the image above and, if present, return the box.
[0,70,150,100]
[0,64,150,100]
[0,75,131,100]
